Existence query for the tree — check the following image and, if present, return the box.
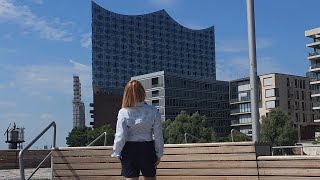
[87,125,115,146]
[66,126,91,147]
[164,111,217,144]
[66,125,115,147]
[261,108,298,146]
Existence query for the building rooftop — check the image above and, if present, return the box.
[305,27,320,38]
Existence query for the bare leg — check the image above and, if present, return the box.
[126,178,139,180]
[143,177,156,180]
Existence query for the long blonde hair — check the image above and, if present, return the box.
[122,80,146,108]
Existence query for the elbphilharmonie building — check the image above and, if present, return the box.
[90,2,217,128]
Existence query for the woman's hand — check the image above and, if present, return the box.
[155,158,161,167]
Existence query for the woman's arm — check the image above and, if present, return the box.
[111,109,128,158]
[153,111,164,158]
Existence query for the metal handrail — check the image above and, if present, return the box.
[87,132,107,146]
[230,129,252,142]
[184,133,206,143]
[19,121,56,180]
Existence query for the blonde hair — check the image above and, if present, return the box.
[122,80,146,108]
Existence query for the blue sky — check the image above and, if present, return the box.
[0,0,319,149]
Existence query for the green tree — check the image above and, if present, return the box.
[88,125,115,146]
[66,125,115,147]
[261,108,298,146]
[66,126,92,147]
[164,111,217,144]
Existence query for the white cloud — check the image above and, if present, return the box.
[0,0,72,41]
[4,60,92,101]
[0,101,16,108]
[27,0,44,5]
[216,38,273,53]
[216,56,284,81]
[0,47,17,53]
[40,113,53,121]
[80,32,92,49]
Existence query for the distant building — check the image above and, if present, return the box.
[91,2,216,128]
[305,27,320,122]
[73,75,85,128]
[132,71,231,136]
[230,73,319,140]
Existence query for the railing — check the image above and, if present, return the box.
[231,119,252,125]
[184,133,206,143]
[309,51,320,57]
[311,89,320,95]
[310,77,320,82]
[313,102,320,107]
[87,132,108,146]
[19,121,56,180]
[230,109,251,114]
[230,129,252,142]
[310,64,320,69]
[230,96,251,103]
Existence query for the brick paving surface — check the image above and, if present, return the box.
[0,168,51,180]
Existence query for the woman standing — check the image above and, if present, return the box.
[111,80,164,180]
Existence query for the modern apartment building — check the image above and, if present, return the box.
[132,71,231,136]
[73,75,85,128]
[305,27,320,122]
[230,73,318,140]
[91,2,216,128]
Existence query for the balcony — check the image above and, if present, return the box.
[310,63,320,72]
[231,120,252,126]
[230,96,251,104]
[310,77,320,84]
[230,109,251,115]
[311,89,320,96]
[312,102,320,110]
[308,51,320,60]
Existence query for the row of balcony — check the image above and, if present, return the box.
[230,96,251,104]
[309,51,320,57]
[230,109,251,115]
[231,119,252,126]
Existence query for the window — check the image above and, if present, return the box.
[266,100,279,109]
[265,88,279,97]
[296,90,299,99]
[240,103,251,113]
[287,78,290,86]
[288,101,291,109]
[152,77,159,85]
[152,100,159,106]
[239,114,252,124]
[152,90,159,97]
[263,77,272,86]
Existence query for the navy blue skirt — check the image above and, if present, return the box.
[120,141,158,178]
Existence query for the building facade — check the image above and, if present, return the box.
[230,73,318,140]
[91,2,216,128]
[132,71,231,136]
[305,27,320,122]
[73,75,86,128]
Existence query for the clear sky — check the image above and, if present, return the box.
[0,0,319,149]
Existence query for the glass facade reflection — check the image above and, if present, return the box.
[92,2,216,92]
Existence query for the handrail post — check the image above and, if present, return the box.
[87,132,108,146]
[231,129,235,142]
[184,133,188,143]
[19,121,56,180]
[104,132,107,146]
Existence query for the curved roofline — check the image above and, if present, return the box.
[92,1,214,32]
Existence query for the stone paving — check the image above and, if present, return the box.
[0,168,51,180]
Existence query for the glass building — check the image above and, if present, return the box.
[132,71,231,136]
[91,2,216,128]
